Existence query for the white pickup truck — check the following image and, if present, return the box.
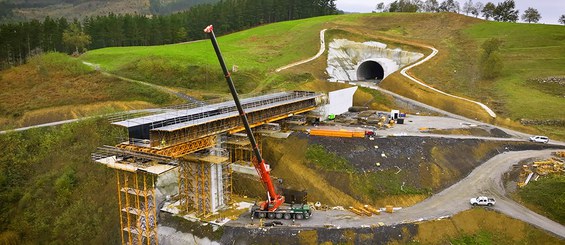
[470,196,495,206]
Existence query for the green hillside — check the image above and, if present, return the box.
[0,52,179,130]
[81,12,565,139]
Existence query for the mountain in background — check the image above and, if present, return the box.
[0,0,219,22]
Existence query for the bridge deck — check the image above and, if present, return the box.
[113,91,322,149]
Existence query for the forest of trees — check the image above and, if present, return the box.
[380,0,530,23]
[0,0,338,69]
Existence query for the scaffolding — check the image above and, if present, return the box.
[92,146,175,245]
[116,170,158,245]
[91,91,325,244]
[178,148,231,215]
[116,135,218,158]
[222,134,253,166]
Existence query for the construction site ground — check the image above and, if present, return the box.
[162,113,565,243]
[219,147,565,243]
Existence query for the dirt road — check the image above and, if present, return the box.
[229,150,565,238]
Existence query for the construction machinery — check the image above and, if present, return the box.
[204,25,312,220]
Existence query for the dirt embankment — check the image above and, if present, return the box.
[233,133,562,208]
[298,133,558,190]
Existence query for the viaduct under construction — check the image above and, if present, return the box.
[92,91,324,245]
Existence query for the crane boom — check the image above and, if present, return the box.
[204,25,285,212]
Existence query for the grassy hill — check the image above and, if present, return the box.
[81,12,565,139]
[0,52,180,130]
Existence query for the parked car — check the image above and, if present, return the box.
[470,196,495,206]
[529,135,549,143]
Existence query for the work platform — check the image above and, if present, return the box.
[113,91,322,150]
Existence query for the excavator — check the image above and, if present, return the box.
[204,25,312,220]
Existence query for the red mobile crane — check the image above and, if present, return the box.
[204,25,311,220]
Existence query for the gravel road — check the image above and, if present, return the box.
[229,150,565,239]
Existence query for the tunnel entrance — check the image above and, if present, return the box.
[356,60,385,81]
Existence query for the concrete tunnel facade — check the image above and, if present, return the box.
[356,60,385,81]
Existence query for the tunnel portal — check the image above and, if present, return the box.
[356,60,385,81]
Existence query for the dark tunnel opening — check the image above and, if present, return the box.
[356,61,385,81]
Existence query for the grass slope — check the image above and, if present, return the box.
[465,22,565,138]
[0,52,179,129]
[82,13,564,139]
[517,175,565,225]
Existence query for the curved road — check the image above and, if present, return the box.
[82,61,203,104]
[275,29,327,72]
[399,45,497,118]
[274,29,497,117]
[245,29,564,237]
[249,150,565,238]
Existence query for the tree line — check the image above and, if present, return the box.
[0,0,338,69]
[378,0,563,24]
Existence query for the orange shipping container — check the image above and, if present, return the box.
[309,129,365,138]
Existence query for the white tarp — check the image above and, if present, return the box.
[316,87,357,120]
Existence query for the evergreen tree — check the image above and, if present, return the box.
[0,0,339,69]
[388,0,420,12]
[62,23,91,53]
[560,15,565,25]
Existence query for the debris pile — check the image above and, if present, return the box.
[517,152,565,188]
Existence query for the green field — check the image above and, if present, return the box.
[465,22,565,138]
[81,15,346,71]
[81,13,565,139]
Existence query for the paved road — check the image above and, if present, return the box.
[5,30,564,238]
[0,109,167,134]
[349,81,564,145]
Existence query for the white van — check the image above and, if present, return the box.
[529,135,549,143]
